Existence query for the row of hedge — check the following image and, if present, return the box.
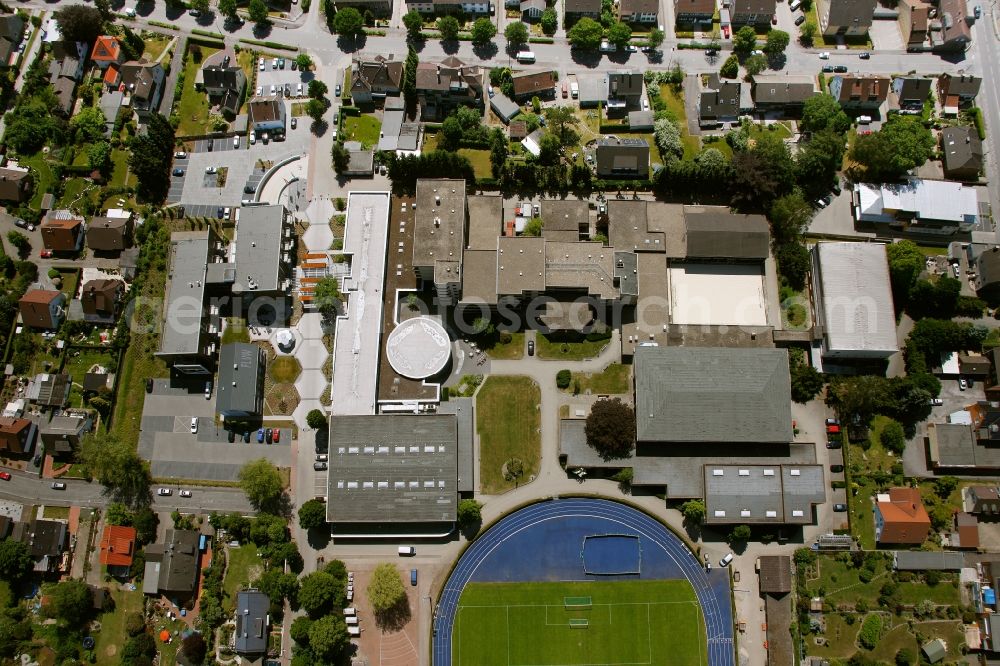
[529,37,555,44]
[191,28,224,39]
[239,38,299,51]
[598,124,646,133]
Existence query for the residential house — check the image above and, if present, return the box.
[490,93,521,124]
[509,119,528,140]
[511,70,558,100]
[922,639,947,664]
[853,178,978,235]
[0,14,25,67]
[965,485,1000,514]
[40,414,90,455]
[699,81,741,127]
[415,57,485,121]
[941,126,983,180]
[953,512,979,549]
[874,487,931,544]
[19,290,65,330]
[142,529,201,599]
[40,210,85,252]
[201,49,246,116]
[628,110,654,130]
[0,417,34,454]
[607,71,644,109]
[350,55,403,105]
[83,372,114,393]
[618,0,659,23]
[934,0,971,52]
[90,36,122,70]
[521,0,545,19]
[0,165,33,203]
[28,375,72,410]
[938,73,980,114]
[675,0,716,25]
[98,90,124,135]
[343,142,375,176]
[328,0,392,15]
[376,96,421,152]
[899,0,931,47]
[216,343,266,421]
[892,76,932,113]
[595,137,649,178]
[13,519,68,573]
[99,525,137,577]
[48,41,86,115]
[752,74,816,116]
[120,61,165,118]
[87,212,133,252]
[248,96,286,135]
[564,0,602,21]
[818,0,875,37]
[730,0,776,27]
[80,278,124,325]
[234,590,270,656]
[829,74,889,111]
[404,0,490,14]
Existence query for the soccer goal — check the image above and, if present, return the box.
[568,618,589,628]
[564,596,592,609]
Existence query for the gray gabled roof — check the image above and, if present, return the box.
[234,590,269,654]
[635,346,793,443]
[684,206,770,259]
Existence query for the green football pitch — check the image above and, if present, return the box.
[452,580,708,666]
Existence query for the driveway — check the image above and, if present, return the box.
[807,189,875,238]
[869,19,904,52]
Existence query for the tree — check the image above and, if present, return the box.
[800,93,851,134]
[880,418,906,454]
[850,114,935,181]
[309,615,350,661]
[523,217,543,236]
[607,21,632,49]
[403,47,418,116]
[238,458,283,513]
[300,571,340,618]
[585,398,636,460]
[305,98,326,122]
[218,0,238,19]
[556,369,572,388]
[290,616,313,645]
[729,524,751,544]
[681,499,706,524]
[331,142,349,175]
[489,126,508,178]
[79,434,151,508]
[308,79,328,99]
[733,25,757,54]
[121,632,157,664]
[540,8,557,34]
[93,0,113,22]
[248,0,269,24]
[654,118,683,161]
[333,7,364,35]
[567,17,603,50]
[403,9,423,38]
[471,17,496,44]
[799,19,817,46]
[796,129,845,194]
[368,563,406,614]
[764,29,789,56]
[544,105,578,147]
[189,0,210,13]
[457,499,483,529]
[790,353,824,403]
[505,21,529,47]
[731,131,795,208]
[719,54,739,79]
[44,579,92,626]
[895,648,916,666]
[306,409,327,429]
[0,539,33,583]
[71,106,106,143]
[255,568,300,607]
[647,27,665,49]
[295,54,313,70]
[88,141,112,175]
[934,475,958,499]
[298,499,328,530]
[436,15,460,40]
[128,113,174,203]
[769,193,812,245]
[886,240,925,306]
[6,231,28,259]
[132,508,158,544]
[744,55,767,77]
[180,633,207,665]
[54,5,103,44]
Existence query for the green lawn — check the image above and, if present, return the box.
[482,331,524,360]
[221,317,251,345]
[749,122,792,142]
[110,148,136,189]
[41,505,69,519]
[21,153,55,209]
[457,148,492,179]
[845,415,905,549]
[59,178,94,209]
[94,587,144,665]
[222,545,264,613]
[567,363,631,395]
[453,580,707,666]
[658,84,700,160]
[64,348,116,408]
[176,45,221,136]
[476,376,540,494]
[340,114,381,148]
[141,35,172,62]
[536,331,613,360]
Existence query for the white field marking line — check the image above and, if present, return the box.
[506,605,511,666]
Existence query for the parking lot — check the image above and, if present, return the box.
[139,380,292,481]
[254,56,315,100]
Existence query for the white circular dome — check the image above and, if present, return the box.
[386,317,451,380]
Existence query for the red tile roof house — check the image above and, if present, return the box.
[875,487,932,544]
[90,36,122,70]
[99,525,137,577]
[0,417,33,454]
[19,289,66,330]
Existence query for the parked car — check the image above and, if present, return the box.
[269,84,276,95]
[314,461,328,471]
[205,382,212,399]
[826,439,843,449]
[205,166,218,174]
[190,418,198,433]
[0,472,11,481]
[179,490,192,497]
[234,135,240,148]
[316,454,328,462]
[51,481,66,490]
[172,168,185,176]
[272,429,280,443]
[816,195,833,208]
[527,340,535,356]
[625,44,637,52]
[244,184,256,194]
[157,488,171,496]
[819,51,830,59]
[831,182,842,196]
[290,117,297,129]
[291,60,298,70]
[297,83,303,96]
[859,51,871,59]
[278,58,285,69]
[146,378,154,393]
[975,4,982,17]
[265,428,273,444]
[174,151,188,159]
[335,84,341,96]
[256,86,263,96]
[830,464,844,473]
[258,57,265,71]
[833,503,848,512]
[960,378,968,390]
[822,65,834,73]
[217,207,225,219]
[826,418,840,426]
[795,14,806,25]
[39,249,51,258]
[257,428,265,443]
[930,398,944,406]
[833,65,848,73]
[272,58,278,69]
[250,130,256,145]
[719,553,734,567]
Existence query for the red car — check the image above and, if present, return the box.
[39,250,52,258]
[0,472,11,481]
[272,429,280,443]
[722,25,730,38]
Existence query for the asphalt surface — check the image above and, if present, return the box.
[432,498,734,666]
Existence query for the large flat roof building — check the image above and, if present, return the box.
[157,230,220,375]
[854,179,979,235]
[703,464,825,524]
[812,242,898,361]
[635,346,793,444]
[216,343,265,420]
[326,414,458,534]
[413,179,466,305]
[233,204,292,296]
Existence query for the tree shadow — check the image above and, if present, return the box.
[570,48,601,68]
[374,597,412,632]
[164,5,185,20]
[311,119,330,137]
[459,520,482,541]
[472,42,498,60]
[195,12,216,25]
[306,526,332,550]
[336,34,367,53]
[441,38,460,55]
[223,16,246,32]
[253,22,274,39]
[408,35,427,53]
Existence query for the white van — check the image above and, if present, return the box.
[348,626,360,637]
[570,82,579,99]
[346,616,359,626]
[857,115,872,125]
[123,5,137,17]
[516,51,535,63]
[789,0,801,10]
[398,546,415,556]
[343,607,356,616]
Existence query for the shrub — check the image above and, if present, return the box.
[556,369,572,389]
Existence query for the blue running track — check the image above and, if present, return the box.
[432,498,735,666]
